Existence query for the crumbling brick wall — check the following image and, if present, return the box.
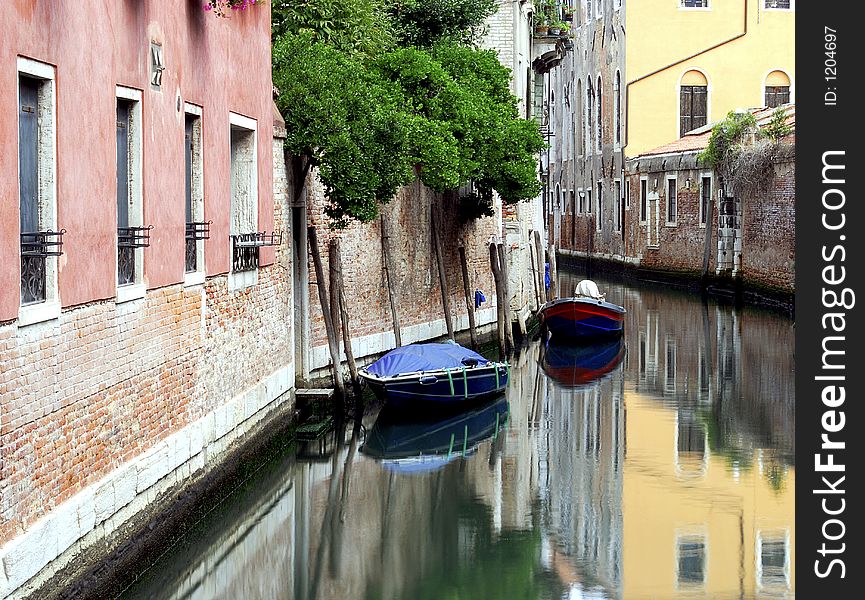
[305,177,500,372]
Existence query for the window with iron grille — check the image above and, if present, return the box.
[18,62,62,315]
[681,0,708,7]
[680,85,707,136]
[614,179,622,232]
[765,86,790,108]
[184,108,208,276]
[765,0,791,8]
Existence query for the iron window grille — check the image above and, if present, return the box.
[766,0,790,8]
[117,225,152,286]
[20,229,65,305]
[231,232,282,273]
[185,220,211,273]
[765,86,790,108]
[681,0,709,7]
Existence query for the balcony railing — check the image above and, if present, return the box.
[20,229,65,305]
[231,232,282,273]
[185,221,211,273]
[118,225,152,285]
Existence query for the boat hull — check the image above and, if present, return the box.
[540,297,625,339]
[360,363,509,407]
[541,337,625,388]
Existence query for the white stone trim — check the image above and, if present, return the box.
[665,173,679,226]
[17,57,60,314]
[183,271,206,287]
[228,111,257,131]
[115,282,147,304]
[228,268,258,292]
[17,300,61,328]
[183,101,202,116]
[115,85,142,102]
[0,365,294,599]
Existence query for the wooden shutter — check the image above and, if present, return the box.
[19,77,39,234]
[116,101,130,228]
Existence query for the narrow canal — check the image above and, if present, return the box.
[121,270,795,600]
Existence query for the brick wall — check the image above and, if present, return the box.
[304,178,500,372]
[0,129,294,596]
[620,152,795,295]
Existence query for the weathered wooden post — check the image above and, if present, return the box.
[458,244,478,349]
[431,206,455,340]
[331,238,361,397]
[528,233,540,310]
[534,230,547,305]
[547,240,558,300]
[380,213,402,347]
[497,242,515,352]
[308,226,345,399]
[702,181,718,282]
[328,239,341,344]
[489,242,507,358]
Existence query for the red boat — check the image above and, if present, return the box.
[539,280,625,340]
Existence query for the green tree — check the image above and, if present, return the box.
[272,33,415,226]
[387,0,498,47]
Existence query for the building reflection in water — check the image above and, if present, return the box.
[122,273,794,600]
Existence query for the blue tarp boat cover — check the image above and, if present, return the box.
[366,343,491,378]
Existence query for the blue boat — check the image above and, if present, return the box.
[361,395,509,473]
[358,342,509,406]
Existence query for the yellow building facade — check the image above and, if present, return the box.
[622,395,795,598]
[625,0,795,156]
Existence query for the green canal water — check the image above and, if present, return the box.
[120,272,795,599]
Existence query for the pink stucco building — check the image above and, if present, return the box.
[0,2,297,596]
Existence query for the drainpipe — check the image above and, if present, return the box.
[622,0,749,154]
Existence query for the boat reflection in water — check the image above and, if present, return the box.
[541,336,625,389]
[361,394,509,473]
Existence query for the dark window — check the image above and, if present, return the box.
[667,178,678,222]
[587,79,594,154]
[586,189,592,215]
[614,71,621,145]
[765,0,791,8]
[680,85,708,136]
[596,76,603,151]
[765,85,790,108]
[19,76,44,304]
[614,180,622,232]
[700,176,712,225]
[184,115,201,273]
[678,538,706,584]
[681,0,709,7]
[640,179,647,222]
[597,181,603,231]
[117,99,135,286]
[678,420,706,455]
[760,537,788,587]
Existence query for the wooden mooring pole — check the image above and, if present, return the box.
[534,230,547,305]
[497,242,515,352]
[431,207,454,340]
[528,232,540,310]
[547,240,558,300]
[489,242,507,358]
[308,226,345,399]
[458,245,478,349]
[331,238,361,398]
[380,213,402,347]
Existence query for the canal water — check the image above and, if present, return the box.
[122,271,795,600]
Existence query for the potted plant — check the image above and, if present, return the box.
[534,14,550,36]
[563,4,574,21]
[549,19,563,36]
[560,22,571,37]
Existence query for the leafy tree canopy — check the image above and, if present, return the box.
[272,0,544,227]
[387,0,498,47]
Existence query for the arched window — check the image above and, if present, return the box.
[596,75,603,152]
[614,71,621,146]
[679,70,708,136]
[764,70,791,107]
